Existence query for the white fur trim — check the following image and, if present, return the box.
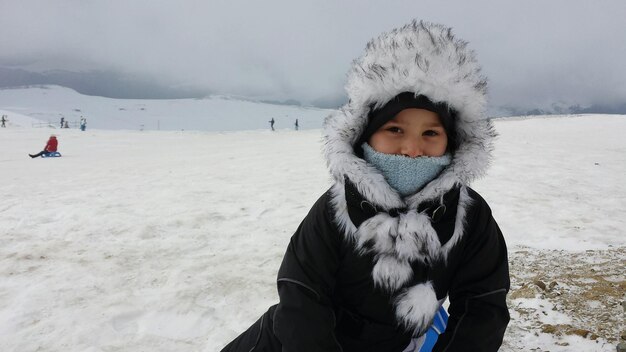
[395,211,441,263]
[355,213,398,254]
[329,183,358,238]
[441,186,473,262]
[346,21,487,123]
[354,210,443,290]
[372,255,413,291]
[394,281,440,335]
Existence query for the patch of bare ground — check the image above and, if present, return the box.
[504,246,625,351]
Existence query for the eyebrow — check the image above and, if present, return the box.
[384,119,444,127]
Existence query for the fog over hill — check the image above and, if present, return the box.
[0,68,209,100]
[3,1,626,115]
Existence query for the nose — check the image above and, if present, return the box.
[401,138,424,158]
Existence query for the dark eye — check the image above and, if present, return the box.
[424,130,439,137]
[386,126,402,133]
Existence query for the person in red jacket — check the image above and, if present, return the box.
[29,135,58,158]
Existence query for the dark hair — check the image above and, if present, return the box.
[354,92,458,156]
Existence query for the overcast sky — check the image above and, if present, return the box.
[1,0,626,112]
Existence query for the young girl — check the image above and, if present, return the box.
[222,20,509,352]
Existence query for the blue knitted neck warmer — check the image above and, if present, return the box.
[362,143,452,196]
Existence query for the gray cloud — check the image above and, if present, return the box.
[1,0,625,113]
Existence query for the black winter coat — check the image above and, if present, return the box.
[222,184,509,352]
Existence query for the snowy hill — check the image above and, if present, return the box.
[0,109,43,128]
[0,85,333,131]
[1,113,624,351]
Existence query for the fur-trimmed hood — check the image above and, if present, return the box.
[323,20,495,211]
[322,20,498,336]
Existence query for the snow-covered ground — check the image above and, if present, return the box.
[0,110,624,351]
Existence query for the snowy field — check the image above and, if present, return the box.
[0,111,624,351]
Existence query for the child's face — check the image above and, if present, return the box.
[368,108,448,157]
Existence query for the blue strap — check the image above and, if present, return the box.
[419,306,449,352]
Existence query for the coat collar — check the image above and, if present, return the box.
[343,178,460,229]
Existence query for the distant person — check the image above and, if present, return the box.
[1,114,6,128]
[60,117,65,128]
[294,119,299,131]
[80,117,87,131]
[63,120,69,128]
[269,118,275,131]
[29,135,58,158]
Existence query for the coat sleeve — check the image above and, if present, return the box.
[273,192,344,352]
[434,191,510,352]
